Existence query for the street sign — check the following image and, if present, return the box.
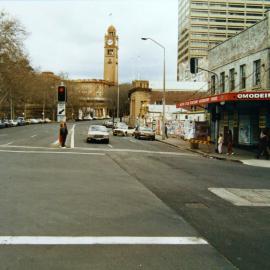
[57,103,66,116]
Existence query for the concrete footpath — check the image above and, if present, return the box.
[156,135,270,168]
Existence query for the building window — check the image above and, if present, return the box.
[240,64,246,89]
[220,72,225,93]
[229,68,235,91]
[211,75,216,94]
[254,59,261,86]
[107,49,114,56]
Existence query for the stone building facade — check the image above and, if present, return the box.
[72,79,113,118]
[129,81,151,127]
[177,12,270,146]
[129,80,206,127]
[70,25,119,119]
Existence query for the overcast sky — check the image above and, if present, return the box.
[0,0,178,83]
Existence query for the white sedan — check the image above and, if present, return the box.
[87,125,110,143]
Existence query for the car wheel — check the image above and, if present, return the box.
[105,139,109,144]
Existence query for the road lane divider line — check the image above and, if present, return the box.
[108,144,113,148]
[0,236,208,245]
[0,145,195,157]
[31,135,37,138]
[0,149,105,156]
[70,124,76,149]
[5,142,13,145]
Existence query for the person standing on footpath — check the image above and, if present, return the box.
[59,122,68,148]
[256,129,269,160]
[218,133,224,154]
[165,123,168,139]
[227,129,234,155]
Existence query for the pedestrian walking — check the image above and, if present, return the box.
[165,123,168,139]
[218,133,224,154]
[256,129,269,160]
[59,122,68,148]
[227,129,234,155]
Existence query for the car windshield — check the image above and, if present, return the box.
[90,126,107,132]
[117,123,128,129]
[140,127,153,132]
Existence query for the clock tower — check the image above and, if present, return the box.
[104,25,118,85]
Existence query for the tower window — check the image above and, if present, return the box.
[107,49,114,56]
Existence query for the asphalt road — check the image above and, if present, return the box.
[0,120,269,270]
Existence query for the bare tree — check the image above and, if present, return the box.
[104,83,131,118]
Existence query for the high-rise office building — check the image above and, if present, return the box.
[177,0,270,81]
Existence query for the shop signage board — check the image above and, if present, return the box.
[177,91,270,108]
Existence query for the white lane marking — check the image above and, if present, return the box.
[108,144,113,148]
[0,149,105,156]
[75,147,194,156]
[209,188,270,207]
[70,124,76,149]
[129,139,136,143]
[0,236,208,245]
[6,142,13,145]
[0,145,195,157]
[0,134,8,137]
[31,135,37,138]
[241,159,270,168]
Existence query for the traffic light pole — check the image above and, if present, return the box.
[57,85,67,122]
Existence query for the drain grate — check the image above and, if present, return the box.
[185,202,208,209]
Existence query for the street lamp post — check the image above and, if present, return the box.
[141,37,166,140]
[117,84,120,119]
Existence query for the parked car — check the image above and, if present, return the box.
[3,119,11,127]
[134,126,155,140]
[25,119,31,125]
[83,115,93,121]
[45,118,52,123]
[103,120,114,128]
[17,117,26,126]
[112,122,129,136]
[37,118,45,124]
[87,125,110,143]
[9,119,18,127]
[30,118,39,124]
[0,120,6,129]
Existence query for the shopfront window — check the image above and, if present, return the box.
[240,64,246,89]
[229,68,235,91]
[253,59,261,86]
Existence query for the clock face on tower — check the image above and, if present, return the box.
[107,39,113,46]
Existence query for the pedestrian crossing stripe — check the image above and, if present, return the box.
[0,236,208,245]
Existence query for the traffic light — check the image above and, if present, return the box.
[58,86,67,102]
[190,58,198,74]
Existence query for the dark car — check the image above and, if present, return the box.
[134,126,155,140]
[3,119,11,128]
[0,120,6,129]
[17,117,26,126]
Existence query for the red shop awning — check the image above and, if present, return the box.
[176,91,270,108]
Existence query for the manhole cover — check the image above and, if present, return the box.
[185,202,208,209]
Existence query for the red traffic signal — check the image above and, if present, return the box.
[58,86,67,102]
